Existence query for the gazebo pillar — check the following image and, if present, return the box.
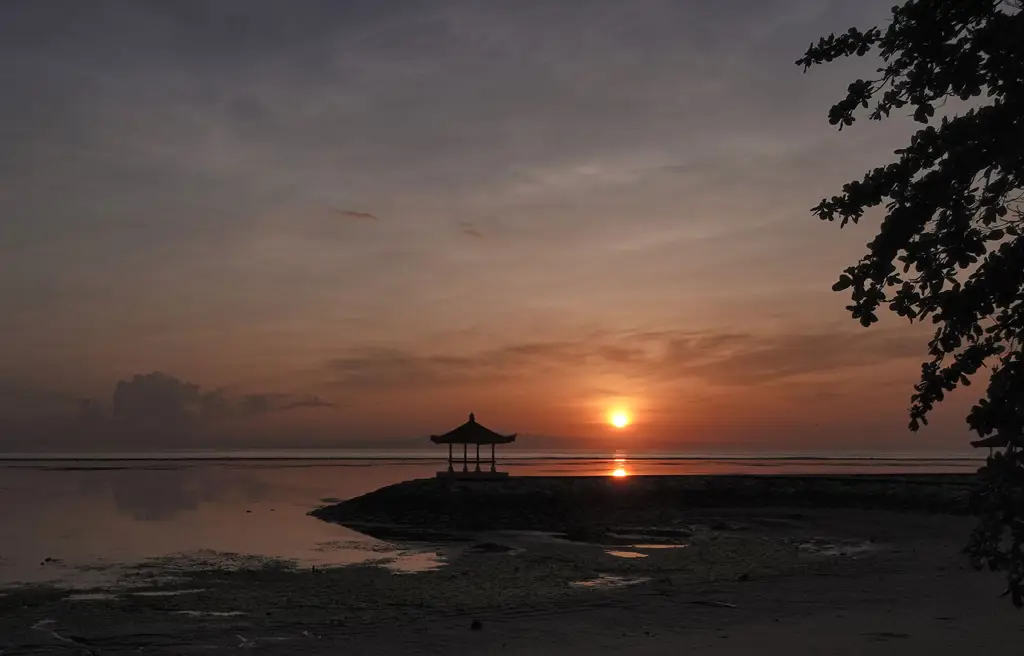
[448,443,453,472]
[462,444,468,472]
[490,444,496,473]
[475,443,481,472]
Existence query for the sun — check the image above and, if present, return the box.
[612,467,628,478]
[609,411,631,429]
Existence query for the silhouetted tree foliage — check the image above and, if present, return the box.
[797,0,1024,605]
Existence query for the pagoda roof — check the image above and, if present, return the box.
[430,413,516,445]
[971,432,1019,449]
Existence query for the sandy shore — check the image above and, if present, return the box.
[2,476,1020,654]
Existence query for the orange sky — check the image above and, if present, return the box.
[0,0,982,453]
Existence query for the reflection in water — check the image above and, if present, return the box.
[0,454,980,587]
[78,467,273,521]
[0,460,445,587]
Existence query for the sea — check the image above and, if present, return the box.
[0,450,982,589]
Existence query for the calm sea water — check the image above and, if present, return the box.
[0,452,981,588]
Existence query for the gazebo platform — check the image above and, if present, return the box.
[436,470,510,480]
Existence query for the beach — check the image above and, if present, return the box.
[1,506,1017,654]
[1,460,1020,654]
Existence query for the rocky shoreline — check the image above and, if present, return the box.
[310,474,977,534]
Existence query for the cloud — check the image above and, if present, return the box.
[458,220,483,238]
[657,329,926,386]
[0,372,340,447]
[112,372,202,428]
[279,395,338,410]
[323,327,926,394]
[325,341,593,391]
[329,207,379,222]
[238,392,337,416]
[109,373,337,427]
[108,373,337,422]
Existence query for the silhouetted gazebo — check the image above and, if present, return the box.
[430,413,516,478]
[971,432,1020,456]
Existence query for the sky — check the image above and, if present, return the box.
[0,0,982,453]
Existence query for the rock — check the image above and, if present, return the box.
[737,573,751,582]
[470,620,482,631]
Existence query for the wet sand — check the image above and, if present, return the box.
[1,474,1019,654]
[2,507,1019,654]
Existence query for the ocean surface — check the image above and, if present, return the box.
[0,451,982,588]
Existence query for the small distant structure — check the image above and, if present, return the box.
[971,432,1019,456]
[430,412,516,479]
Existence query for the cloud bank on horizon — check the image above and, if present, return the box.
[0,0,979,451]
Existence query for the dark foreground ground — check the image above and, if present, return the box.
[2,475,1021,654]
[311,473,976,534]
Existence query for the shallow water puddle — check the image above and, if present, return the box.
[380,550,445,573]
[314,539,447,573]
[132,588,206,597]
[571,575,650,589]
[606,550,648,559]
[174,610,246,617]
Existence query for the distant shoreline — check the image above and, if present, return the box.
[0,452,984,462]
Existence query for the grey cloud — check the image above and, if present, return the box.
[458,221,483,238]
[109,374,337,423]
[0,0,900,321]
[325,341,596,391]
[280,395,338,411]
[329,208,379,222]
[111,374,337,424]
[239,392,337,416]
[200,388,233,421]
[239,393,275,417]
[113,372,202,428]
[659,330,926,386]
[0,372,339,447]
[324,328,925,394]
